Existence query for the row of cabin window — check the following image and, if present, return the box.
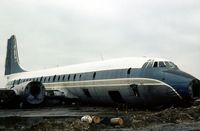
[13,68,133,85]
[13,72,96,85]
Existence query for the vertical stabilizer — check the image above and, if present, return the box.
[5,35,25,75]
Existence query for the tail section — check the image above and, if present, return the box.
[5,35,25,75]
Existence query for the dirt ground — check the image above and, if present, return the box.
[1,105,200,131]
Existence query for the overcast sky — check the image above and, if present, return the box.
[0,0,200,87]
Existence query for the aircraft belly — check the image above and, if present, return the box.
[67,85,179,106]
[68,86,114,104]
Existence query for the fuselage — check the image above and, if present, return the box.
[5,57,200,106]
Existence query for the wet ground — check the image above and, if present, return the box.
[1,105,200,131]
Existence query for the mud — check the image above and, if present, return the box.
[1,105,200,131]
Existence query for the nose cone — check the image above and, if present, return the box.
[188,79,200,99]
[164,70,199,100]
[164,70,195,81]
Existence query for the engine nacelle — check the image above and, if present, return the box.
[13,81,45,105]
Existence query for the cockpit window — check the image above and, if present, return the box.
[165,61,178,69]
[169,62,177,67]
[142,60,179,69]
[142,62,148,68]
[164,62,171,67]
[147,61,154,68]
[142,61,154,68]
[153,62,158,67]
[159,62,166,67]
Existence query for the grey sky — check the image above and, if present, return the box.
[0,0,200,87]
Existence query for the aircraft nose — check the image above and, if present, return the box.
[188,79,200,99]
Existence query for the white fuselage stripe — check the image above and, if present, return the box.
[41,77,182,100]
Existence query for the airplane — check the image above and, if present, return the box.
[0,35,200,108]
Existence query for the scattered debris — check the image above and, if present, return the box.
[110,118,124,125]
[81,115,124,126]
[81,115,93,124]
[2,105,200,130]
[91,116,100,124]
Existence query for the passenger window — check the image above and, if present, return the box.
[18,79,21,84]
[68,75,70,81]
[40,77,43,82]
[48,77,51,82]
[13,80,16,86]
[44,77,46,82]
[153,62,158,67]
[53,75,56,82]
[57,75,60,81]
[127,68,131,75]
[93,72,96,79]
[79,74,82,79]
[62,75,65,81]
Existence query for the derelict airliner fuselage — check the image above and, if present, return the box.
[1,35,200,108]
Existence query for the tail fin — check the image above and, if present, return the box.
[5,35,25,75]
